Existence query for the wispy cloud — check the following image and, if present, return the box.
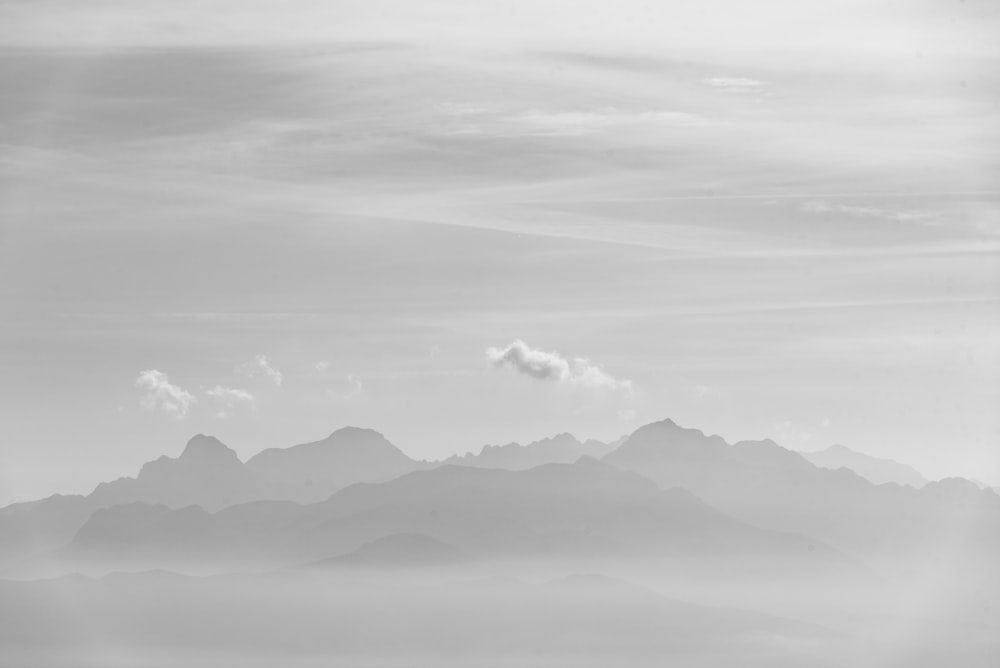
[801,199,940,226]
[204,385,255,418]
[326,374,364,401]
[135,370,196,418]
[239,354,284,387]
[703,77,766,90]
[344,374,363,399]
[507,107,709,136]
[618,408,638,421]
[485,340,633,393]
[693,384,724,399]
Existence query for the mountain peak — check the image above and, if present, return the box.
[326,426,387,442]
[604,418,728,465]
[574,454,606,469]
[180,434,240,463]
[624,417,711,443]
[802,443,928,488]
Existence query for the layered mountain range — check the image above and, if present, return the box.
[2,418,997,578]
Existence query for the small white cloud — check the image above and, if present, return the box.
[703,77,766,90]
[315,361,329,372]
[239,354,284,387]
[486,339,569,381]
[344,374,363,400]
[693,384,724,399]
[326,374,364,401]
[820,418,831,429]
[135,370,196,419]
[205,386,254,403]
[204,385,255,418]
[485,340,633,393]
[618,408,638,421]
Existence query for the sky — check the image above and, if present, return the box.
[1,0,998,504]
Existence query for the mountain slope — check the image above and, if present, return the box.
[51,457,843,575]
[0,428,420,569]
[442,433,619,470]
[604,418,1000,552]
[802,444,928,488]
[246,426,421,504]
[89,435,264,512]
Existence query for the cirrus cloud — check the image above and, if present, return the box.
[485,340,633,393]
[800,199,940,226]
[703,76,766,90]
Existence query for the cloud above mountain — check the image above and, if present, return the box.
[204,386,255,418]
[135,370,196,418]
[239,354,284,387]
[485,340,632,393]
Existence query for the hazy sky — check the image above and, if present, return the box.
[2,0,998,504]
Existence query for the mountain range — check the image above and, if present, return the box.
[2,417,998,579]
[44,456,844,577]
[0,427,421,567]
[604,419,1000,552]
[801,443,928,488]
[440,432,621,470]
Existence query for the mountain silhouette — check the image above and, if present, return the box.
[802,443,928,488]
[48,456,845,575]
[246,427,420,504]
[441,432,619,470]
[0,435,261,568]
[4,418,998,579]
[0,429,419,570]
[604,418,1000,552]
[89,435,264,512]
[67,502,247,569]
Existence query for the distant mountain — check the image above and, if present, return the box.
[48,457,843,575]
[966,477,1000,495]
[0,428,420,570]
[441,432,620,470]
[90,435,265,512]
[67,503,247,568]
[604,418,1000,553]
[7,418,998,579]
[802,444,927,488]
[246,427,421,504]
[0,435,261,568]
[0,493,100,569]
